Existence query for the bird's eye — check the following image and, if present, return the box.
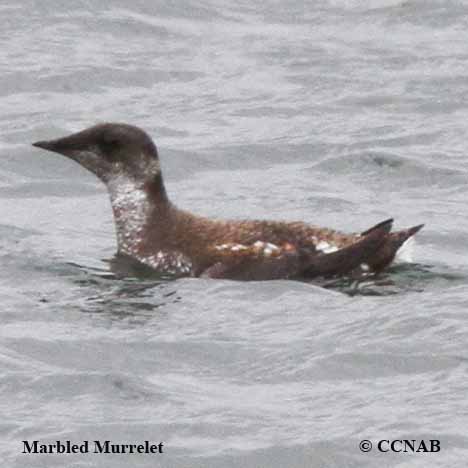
[100,136,121,155]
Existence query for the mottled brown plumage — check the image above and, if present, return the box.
[33,123,424,281]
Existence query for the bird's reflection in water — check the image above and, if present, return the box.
[66,257,182,324]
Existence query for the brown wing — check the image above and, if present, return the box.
[171,211,424,278]
[200,220,392,280]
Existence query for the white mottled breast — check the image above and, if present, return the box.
[108,176,151,257]
[107,176,194,276]
[140,250,193,276]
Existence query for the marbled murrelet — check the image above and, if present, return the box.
[33,123,424,281]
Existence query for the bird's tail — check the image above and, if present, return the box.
[302,219,393,277]
[367,223,424,272]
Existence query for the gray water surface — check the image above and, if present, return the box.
[1,1,468,467]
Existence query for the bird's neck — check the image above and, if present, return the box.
[107,173,170,258]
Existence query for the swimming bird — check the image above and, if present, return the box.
[32,123,423,281]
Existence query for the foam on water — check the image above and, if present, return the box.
[395,236,415,264]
